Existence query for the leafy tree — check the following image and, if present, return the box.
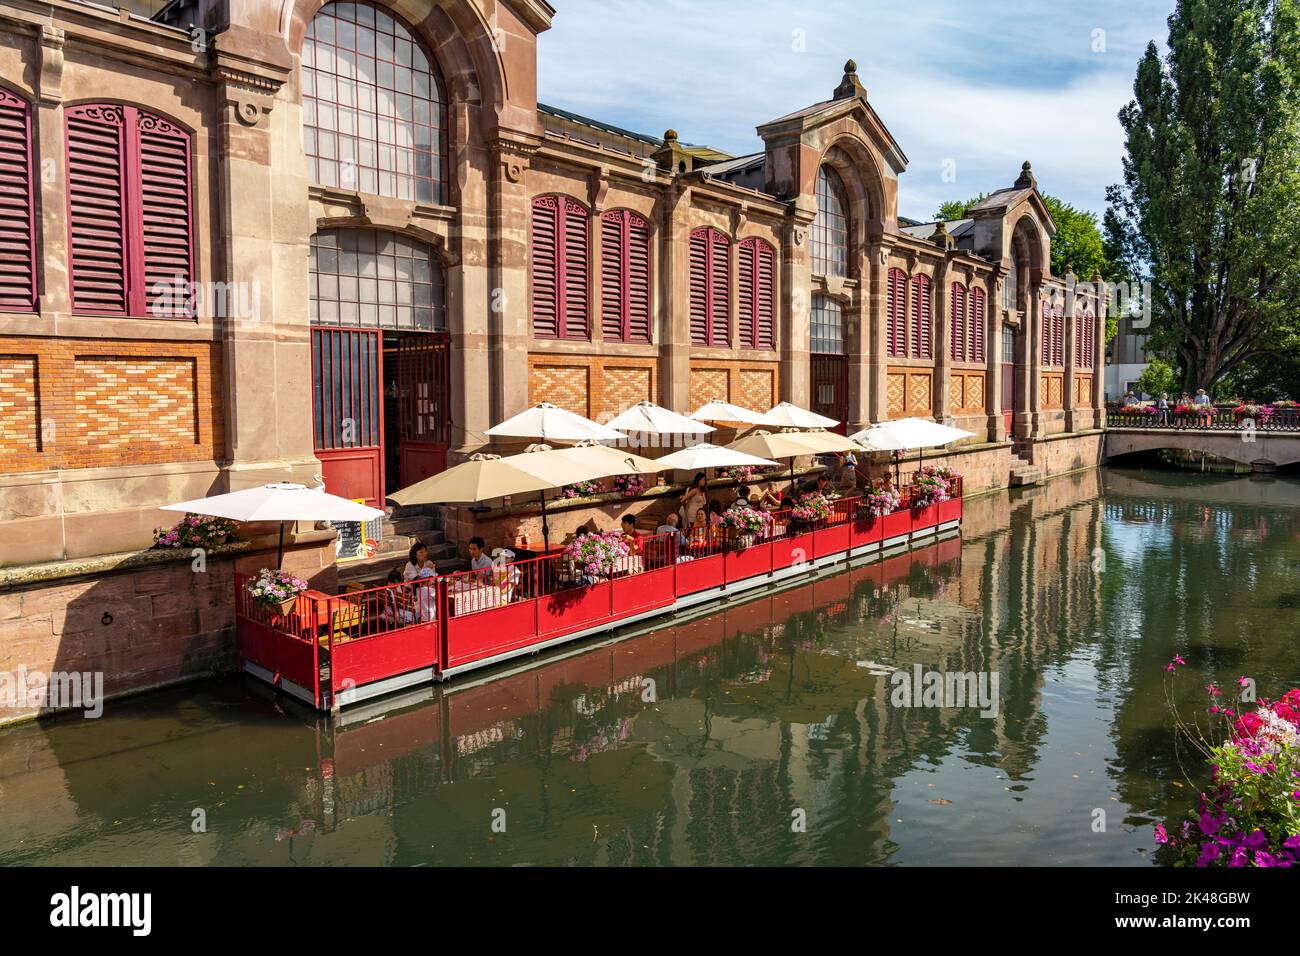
[1106,0,1300,393]
[1135,357,1181,398]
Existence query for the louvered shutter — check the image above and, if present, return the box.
[67,104,129,315]
[601,210,651,344]
[950,282,967,362]
[689,229,709,345]
[562,199,589,338]
[1041,303,1052,365]
[970,287,985,362]
[754,240,774,350]
[709,229,730,347]
[531,196,559,337]
[137,113,193,317]
[911,274,931,359]
[737,240,755,348]
[0,88,35,311]
[1052,305,1063,366]
[1083,312,1094,368]
[887,268,906,357]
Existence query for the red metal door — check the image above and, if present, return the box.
[811,354,849,434]
[394,332,451,487]
[312,327,384,506]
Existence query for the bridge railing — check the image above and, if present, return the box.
[1106,405,1300,432]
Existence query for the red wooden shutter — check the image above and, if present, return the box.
[1083,312,1094,368]
[970,287,985,362]
[562,198,589,338]
[601,210,650,344]
[689,229,709,345]
[1052,305,1063,366]
[67,104,129,315]
[911,274,931,359]
[737,238,775,350]
[950,282,967,362]
[137,113,193,317]
[709,229,730,347]
[531,196,559,337]
[0,88,35,311]
[887,268,906,357]
[1041,302,1052,365]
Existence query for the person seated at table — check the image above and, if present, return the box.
[656,512,687,548]
[731,485,755,510]
[401,544,438,622]
[382,567,420,626]
[800,473,831,496]
[757,484,784,511]
[467,536,494,582]
[687,508,709,547]
[620,514,643,554]
[707,499,725,526]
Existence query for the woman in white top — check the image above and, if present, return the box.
[403,541,437,622]
[680,472,707,527]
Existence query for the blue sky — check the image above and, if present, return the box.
[537,0,1176,223]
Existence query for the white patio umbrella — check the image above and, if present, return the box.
[162,481,386,567]
[506,442,669,551]
[850,417,977,484]
[606,401,714,441]
[762,401,840,429]
[728,430,863,496]
[486,402,625,443]
[655,442,780,517]
[388,453,553,506]
[689,399,771,425]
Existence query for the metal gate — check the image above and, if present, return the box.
[811,354,849,434]
[394,332,452,487]
[312,327,384,506]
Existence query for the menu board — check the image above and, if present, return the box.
[332,500,382,562]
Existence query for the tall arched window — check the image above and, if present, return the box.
[690,227,730,347]
[309,228,445,330]
[65,103,193,317]
[950,282,968,362]
[303,1,448,204]
[810,296,844,354]
[887,267,907,358]
[1004,249,1019,311]
[0,87,35,311]
[600,209,651,344]
[738,237,776,350]
[811,166,849,277]
[532,195,589,339]
[910,273,932,359]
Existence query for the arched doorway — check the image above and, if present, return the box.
[811,296,848,432]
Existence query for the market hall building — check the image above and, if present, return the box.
[0,0,1106,714]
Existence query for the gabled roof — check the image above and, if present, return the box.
[538,103,731,162]
[899,218,975,241]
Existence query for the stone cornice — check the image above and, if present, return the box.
[501,0,556,34]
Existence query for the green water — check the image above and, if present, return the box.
[1,468,1297,866]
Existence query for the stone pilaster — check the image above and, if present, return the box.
[657,184,691,412]
[35,26,69,316]
[865,241,891,424]
[781,206,816,406]
[1091,272,1107,428]
[985,267,1007,442]
[1020,282,1043,440]
[1063,269,1079,433]
[932,258,952,424]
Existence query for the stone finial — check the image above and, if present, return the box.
[664,129,678,142]
[833,59,867,100]
[652,129,689,174]
[1015,161,1037,190]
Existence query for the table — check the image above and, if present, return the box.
[449,581,506,616]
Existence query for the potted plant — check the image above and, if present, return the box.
[559,479,601,499]
[791,492,832,525]
[720,505,773,549]
[247,568,309,616]
[862,484,901,517]
[563,530,630,584]
[153,513,238,550]
[909,471,951,508]
[611,474,646,498]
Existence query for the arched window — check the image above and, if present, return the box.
[738,237,776,350]
[309,228,445,330]
[0,87,35,311]
[910,273,932,359]
[810,296,843,354]
[66,103,193,317]
[950,282,968,362]
[970,287,986,363]
[303,1,448,204]
[532,196,589,339]
[600,209,651,344]
[689,227,730,347]
[1004,249,1019,311]
[812,166,849,277]
[887,267,907,358]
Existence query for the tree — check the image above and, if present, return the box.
[1106,0,1300,393]
[1135,357,1180,398]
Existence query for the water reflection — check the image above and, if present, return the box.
[2,468,1297,866]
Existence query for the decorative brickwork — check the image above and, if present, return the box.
[887,367,932,418]
[737,367,776,410]
[526,354,659,422]
[528,362,590,417]
[688,361,778,414]
[603,365,653,414]
[1074,374,1093,407]
[690,367,730,410]
[0,337,223,475]
[1040,372,1064,409]
[950,371,985,414]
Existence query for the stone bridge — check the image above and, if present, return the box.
[1103,426,1300,471]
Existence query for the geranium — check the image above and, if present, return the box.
[909,471,951,507]
[563,529,630,580]
[1155,668,1300,868]
[611,474,646,498]
[1119,404,1156,416]
[864,484,901,517]
[559,480,600,499]
[153,513,237,550]
[246,568,309,612]
[790,492,832,522]
[720,505,774,539]
[722,465,759,483]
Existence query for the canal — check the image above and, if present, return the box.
[2,467,1297,866]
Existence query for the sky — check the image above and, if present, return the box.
[537,0,1177,224]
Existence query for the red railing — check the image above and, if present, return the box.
[233,483,964,708]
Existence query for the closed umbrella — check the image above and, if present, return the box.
[689,399,771,425]
[762,401,840,429]
[162,481,386,567]
[486,402,625,443]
